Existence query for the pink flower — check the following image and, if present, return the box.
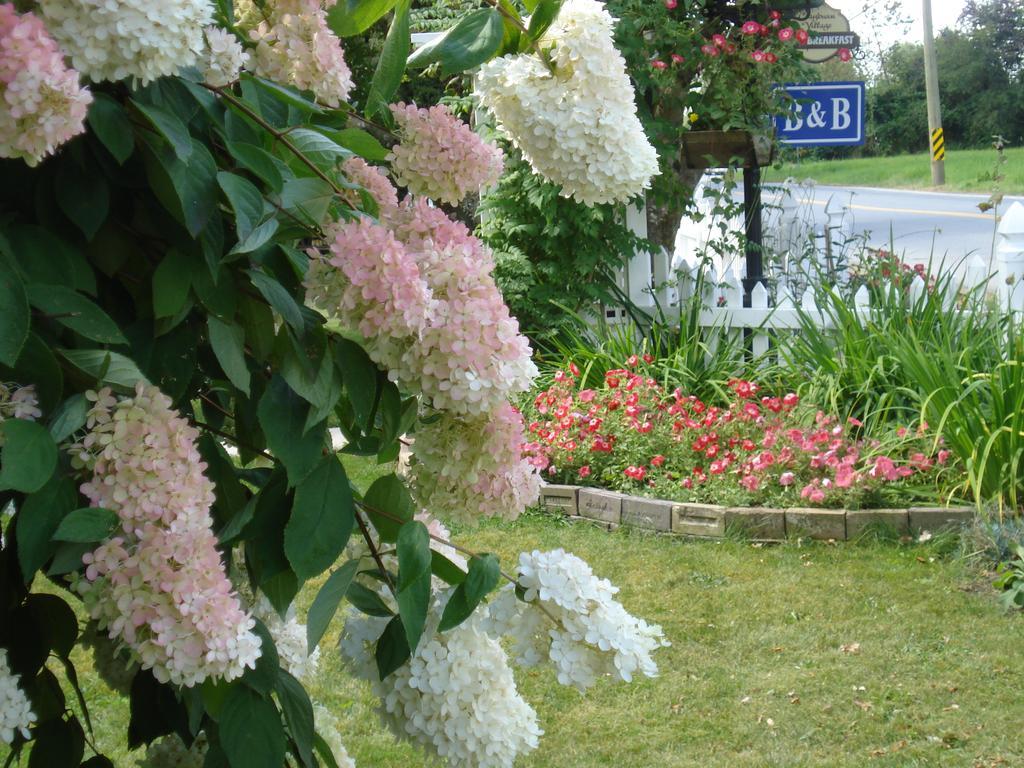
[651,59,667,70]
[776,26,794,42]
[769,9,781,20]
[578,465,591,479]
[742,20,761,35]
[751,49,766,62]
[701,43,719,56]
[837,47,852,62]
[569,362,581,377]
[0,4,92,166]
[782,392,799,408]
[764,52,778,63]
[388,103,504,205]
[681,478,693,489]
[637,421,653,434]
[937,449,951,465]
[664,0,677,8]
[779,471,795,486]
[712,33,727,47]
[643,353,655,363]
[624,466,646,481]
[739,474,760,492]
[579,389,596,403]
[650,455,665,468]
[896,427,907,438]
[800,483,826,503]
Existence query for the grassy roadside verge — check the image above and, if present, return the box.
[768,146,1024,195]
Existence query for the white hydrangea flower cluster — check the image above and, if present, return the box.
[313,704,356,768]
[0,649,35,745]
[340,591,542,768]
[38,0,213,84]
[0,383,41,428]
[410,403,541,524]
[202,26,248,87]
[250,594,321,682]
[136,733,207,768]
[484,549,669,691]
[475,0,659,205]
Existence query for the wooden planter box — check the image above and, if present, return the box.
[680,130,774,170]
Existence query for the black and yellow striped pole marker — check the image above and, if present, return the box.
[931,128,945,161]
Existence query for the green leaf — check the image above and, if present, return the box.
[362,474,414,543]
[25,593,79,658]
[88,93,134,164]
[284,455,355,580]
[306,559,360,654]
[275,671,315,768]
[59,349,149,390]
[208,316,251,397]
[324,128,389,162]
[218,171,266,241]
[258,376,325,487]
[51,507,119,543]
[8,333,62,412]
[0,419,57,493]
[247,269,305,335]
[431,550,468,585]
[48,541,94,575]
[219,687,286,768]
[151,249,193,319]
[346,581,393,617]
[244,620,280,695]
[279,177,334,227]
[47,393,89,443]
[313,733,342,768]
[396,520,431,652]
[365,0,410,120]
[229,217,279,256]
[27,715,85,768]
[55,154,109,241]
[3,224,95,294]
[526,0,561,41]
[334,339,379,431]
[327,0,398,37]
[227,141,286,193]
[143,136,219,237]
[26,284,127,345]
[0,259,29,366]
[132,99,193,161]
[438,554,500,632]
[16,473,76,581]
[241,74,325,114]
[375,615,411,679]
[286,128,351,171]
[407,8,504,76]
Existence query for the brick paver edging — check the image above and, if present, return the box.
[538,484,975,540]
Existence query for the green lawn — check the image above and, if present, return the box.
[7,458,1024,767]
[769,145,1024,195]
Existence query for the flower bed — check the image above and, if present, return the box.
[522,360,959,511]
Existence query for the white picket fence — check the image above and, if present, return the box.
[602,200,1024,356]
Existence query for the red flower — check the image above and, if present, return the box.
[637,421,654,434]
[729,379,759,399]
[764,52,778,63]
[569,361,581,377]
[664,0,677,8]
[700,43,719,56]
[651,59,667,70]
[795,28,809,44]
[670,53,685,64]
[578,465,591,479]
[782,392,799,408]
[650,455,665,467]
[643,353,655,363]
[751,49,766,62]
[769,9,781,20]
[778,27,794,42]
[742,20,761,35]
[712,33,727,47]
[554,370,569,382]
[624,465,647,481]
[837,47,852,62]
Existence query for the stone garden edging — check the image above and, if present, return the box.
[538,484,975,541]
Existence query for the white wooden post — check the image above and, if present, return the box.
[908,274,927,305]
[750,281,770,359]
[624,200,653,308]
[651,246,673,312]
[965,253,988,294]
[722,266,743,308]
[997,201,1024,313]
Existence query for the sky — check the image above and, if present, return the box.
[826,0,969,56]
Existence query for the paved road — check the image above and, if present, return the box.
[773,183,1024,269]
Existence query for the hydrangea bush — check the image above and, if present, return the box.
[524,360,955,509]
[0,0,667,765]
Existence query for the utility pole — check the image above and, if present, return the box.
[922,0,945,185]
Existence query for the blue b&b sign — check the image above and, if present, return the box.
[774,81,865,147]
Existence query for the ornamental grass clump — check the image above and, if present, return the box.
[524,358,955,509]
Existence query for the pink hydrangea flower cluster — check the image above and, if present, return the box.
[307,192,536,416]
[410,402,541,523]
[0,383,41,425]
[72,384,261,687]
[0,4,90,166]
[248,0,353,107]
[342,156,399,216]
[387,102,504,205]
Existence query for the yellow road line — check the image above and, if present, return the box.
[796,198,994,221]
